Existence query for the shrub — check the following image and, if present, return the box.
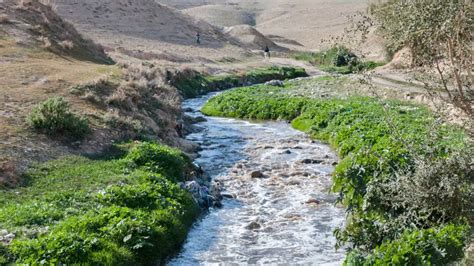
[294,46,384,74]
[125,142,190,181]
[27,97,90,138]
[59,40,74,50]
[345,223,470,265]
[332,47,358,67]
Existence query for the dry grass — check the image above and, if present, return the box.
[0,14,10,24]
[37,35,52,48]
[59,40,74,50]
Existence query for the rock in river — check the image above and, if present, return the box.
[250,170,265,178]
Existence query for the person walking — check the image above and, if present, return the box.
[196,32,201,44]
[264,45,270,60]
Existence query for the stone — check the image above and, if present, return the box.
[221,192,235,199]
[250,170,265,178]
[264,80,285,87]
[299,158,324,164]
[245,221,262,230]
[281,150,292,154]
[306,198,321,205]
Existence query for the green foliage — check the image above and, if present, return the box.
[172,66,308,98]
[371,0,471,62]
[345,223,470,265]
[0,142,199,264]
[294,46,385,74]
[126,142,190,182]
[27,97,90,139]
[201,81,471,264]
[370,0,473,115]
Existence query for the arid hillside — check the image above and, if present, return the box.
[160,0,385,59]
[52,0,251,63]
[0,0,196,186]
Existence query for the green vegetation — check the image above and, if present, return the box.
[345,223,470,265]
[202,80,472,264]
[0,142,199,264]
[171,66,308,98]
[295,46,384,74]
[370,0,472,115]
[27,97,90,139]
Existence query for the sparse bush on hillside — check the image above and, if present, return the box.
[27,97,89,139]
[58,40,74,50]
[36,35,51,48]
[103,110,145,135]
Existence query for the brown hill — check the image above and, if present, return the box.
[223,25,286,51]
[52,0,249,62]
[183,4,256,28]
[1,0,112,64]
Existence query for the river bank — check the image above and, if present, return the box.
[0,66,310,264]
[201,77,472,264]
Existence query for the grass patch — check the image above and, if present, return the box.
[171,66,308,98]
[27,97,90,139]
[201,82,471,264]
[0,142,199,264]
[295,46,385,74]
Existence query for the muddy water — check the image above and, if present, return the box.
[169,93,345,265]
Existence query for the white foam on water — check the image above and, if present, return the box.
[169,93,345,265]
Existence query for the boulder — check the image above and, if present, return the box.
[250,170,265,178]
[245,221,262,230]
[264,80,284,87]
[306,198,321,205]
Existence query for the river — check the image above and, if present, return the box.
[169,92,345,265]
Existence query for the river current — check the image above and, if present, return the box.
[169,92,345,265]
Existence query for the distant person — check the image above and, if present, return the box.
[264,46,270,60]
[196,32,201,44]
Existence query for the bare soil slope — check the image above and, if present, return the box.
[223,25,285,51]
[159,0,385,59]
[52,0,249,63]
[183,4,256,28]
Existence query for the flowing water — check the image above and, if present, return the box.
[169,92,345,265]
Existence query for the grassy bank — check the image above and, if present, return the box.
[0,142,199,265]
[171,66,308,98]
[202,80,472,264]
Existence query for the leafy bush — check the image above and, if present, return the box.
[332,47,358,67]
[0,142,199,264]
[294,46,385,74]
[125,142,190,181]
[201,80,471,263]
[345,223,470,265]
[27,97,89,138]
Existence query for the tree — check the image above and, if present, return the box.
[370,0,473,117]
